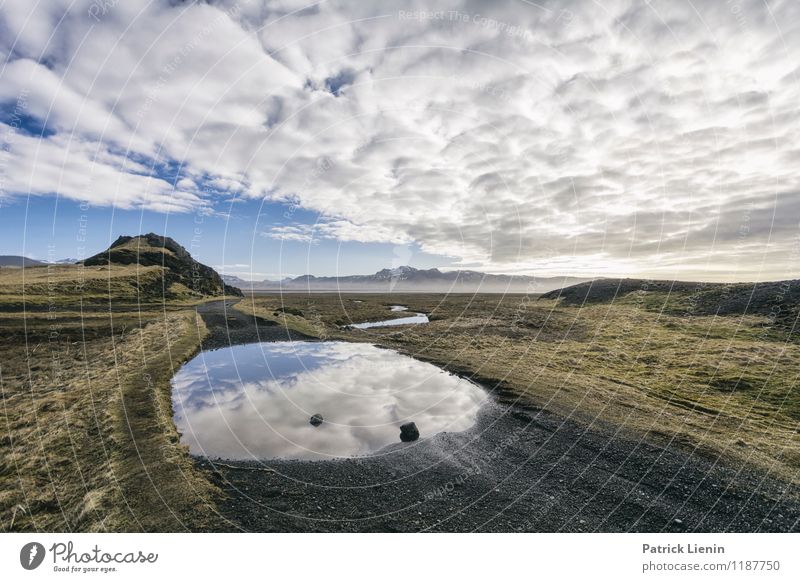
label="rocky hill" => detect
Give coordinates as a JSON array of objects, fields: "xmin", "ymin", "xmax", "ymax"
[{"xmin": 84, "ymin": 233, "xmax": 242, "ymax": 298}]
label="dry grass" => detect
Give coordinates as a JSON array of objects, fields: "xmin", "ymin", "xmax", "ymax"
[
  {"xmin": 237, "ymin": 292, "xmax": 800, "ymax": 482},
  {"xmin": 3, "ymin": 283, "xmax": 797, "ymax": 532},
  {"xmin": 0, "ymin": 307, "xmax": 227, "ymax": 531},
  {"xmin": 106, "ymin": 238, "xmax": 177, "ymax": 255},
  {"xmin": 0, "ymin": 263, "xmax": 213, "ymax": 308},
  {"xmin": 0, "ymin": 260, "xmax": 240, "ymax": 532}
]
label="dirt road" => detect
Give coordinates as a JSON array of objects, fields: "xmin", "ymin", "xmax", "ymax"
[{"xmin": 195, "ymin": 299, "xmax": 311, "ymax": 349}]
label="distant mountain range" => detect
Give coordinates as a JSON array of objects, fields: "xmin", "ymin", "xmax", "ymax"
[
  {"xmin": 0, "ymin": 255, "xmax": 45, "ymax": 267},
  {"xmin": 2, "ymin": 250, "xmax": 589, "ymax": 294},
  {"xmin": 222, "ymin": 266, "xmax": 591, "ymax": 293},
  {"xmin": 0, "ymin": 256, "xmax": 78, "ymax": 267}
]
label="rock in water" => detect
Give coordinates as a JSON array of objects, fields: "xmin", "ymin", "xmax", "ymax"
[
  {"xmin": 309, "ymin": 414, "xmax": 323, "ymax": 427},
  {"xmin": 399, "ymin": 422, "xmax": 420, "ymax": 442}
]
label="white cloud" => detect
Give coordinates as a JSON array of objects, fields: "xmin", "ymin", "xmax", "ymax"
[
  {"xmin": 213, "ymin": 263, "xmax": 250, "ymax": 269},
  {"xmin": 2, "ymin": 0, "xmax": 800, "ymax": 279},
  {"xmin": 263, "ymin": 224, "xmax": 319, "ymax": 243}
]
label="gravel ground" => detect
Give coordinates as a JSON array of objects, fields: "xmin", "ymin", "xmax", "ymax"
[
  {"xmin": 195, "ymin": 299, "xmax": 312, "ymax": 348},
  {"xmin": 195, "ymin": 300, "xmax": 799, "ymax": 532}
]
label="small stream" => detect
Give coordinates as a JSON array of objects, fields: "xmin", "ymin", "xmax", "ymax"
[
  {"xmin": 350, "ymin": 312, "xmax": 429, "ymax": 329},
  {"xmin": 349, "ymin": 303, "xmax": 429, "ymax": 329}
]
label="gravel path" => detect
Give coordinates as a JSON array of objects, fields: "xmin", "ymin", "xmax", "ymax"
[
  {"xmin": 195, "ymin": 299, "xmax": 312, "ymax": 348},
  {"xmin": 194, "ymin": 300, "xmax": 799, "ymax": 532}
]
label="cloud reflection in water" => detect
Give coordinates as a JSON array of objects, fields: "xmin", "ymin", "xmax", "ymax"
[{"xmin": 172, "ymin": 341, "xmax": 487, "ymax": 460}]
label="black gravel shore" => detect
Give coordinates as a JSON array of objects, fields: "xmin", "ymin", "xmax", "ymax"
[{"xmin": 195, "ymin": 300, "xmax": 799, "ymax": 532}]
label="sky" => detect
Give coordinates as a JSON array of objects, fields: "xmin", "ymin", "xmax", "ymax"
[{"xmin": 1, "ymin": 0, "xmax": 799, "ymax": 281}]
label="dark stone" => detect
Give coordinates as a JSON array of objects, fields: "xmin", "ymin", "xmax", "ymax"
[
  {"xmin": 399, "ymin": 422, "xmax": 419, "ymax": 442},
  {"xmin": 309, "ymin": 414, "xmax": 323, "ymax": 427}
]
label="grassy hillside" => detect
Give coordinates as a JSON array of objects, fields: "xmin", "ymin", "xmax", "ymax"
[
  {"xmin": 542, "ymin": 278, "xmax": 800, "ymax": 326},
  {"xmin": 84, "ymin": 234, "xmax": 241, "ymax": 298},
  {"xmin": 0, "ymin": 263, "xmax": 173, "ymax": 309},
  {"xmin": 0, "ymin": 234, "xmax": 243, "ymax": 310}
]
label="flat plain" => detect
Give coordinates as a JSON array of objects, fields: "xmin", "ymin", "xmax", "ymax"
[{"xmin": 1, "ymin": 264, "xmax": 798, "ymax": 531}]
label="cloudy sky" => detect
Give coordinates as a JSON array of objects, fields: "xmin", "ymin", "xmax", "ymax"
[{"xmin": 1, "ymin": 0, "xmax": 799, "ymax": 280}]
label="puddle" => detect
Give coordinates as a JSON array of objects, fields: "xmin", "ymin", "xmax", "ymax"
[
  {"xmin": 350, "ymin": 313, "xmax": 429, "ymax": 329},
  {"xmin": 389, "ymin": 305, "xmax": 408, "ymax": 311},
  {"xmin": 172, "ymin": 341, "xmax": 487, "ymax": 460}
]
